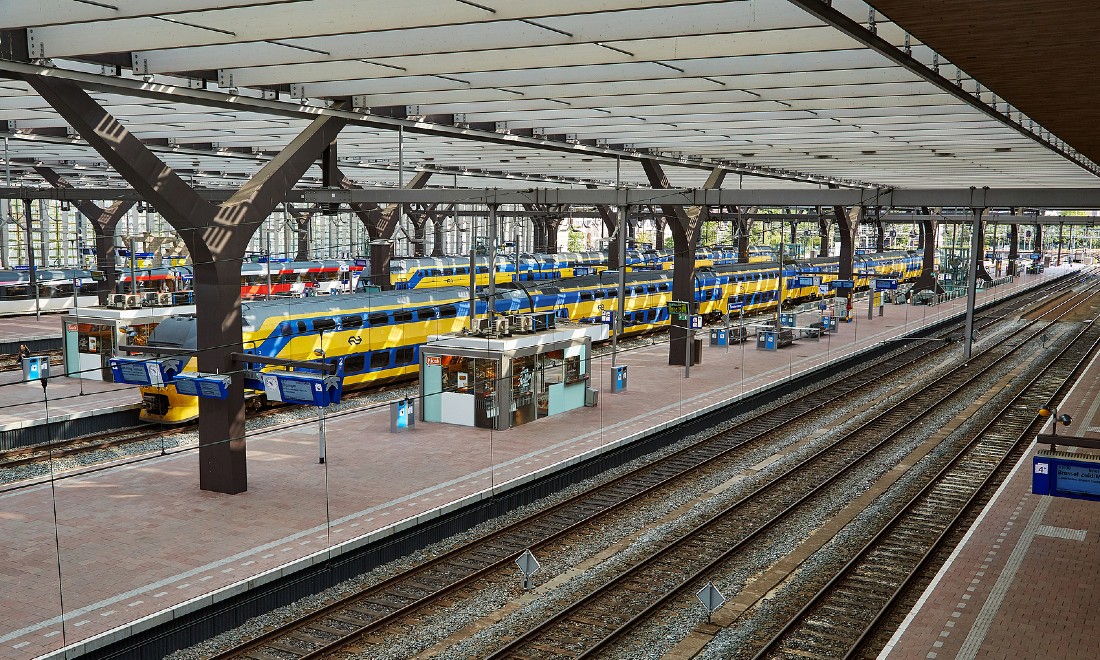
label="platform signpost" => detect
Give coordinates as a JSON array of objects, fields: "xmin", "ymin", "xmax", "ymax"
[
  {"xmin": 696, "ymin": 582, "xmax": 726, "ymax": 624},
  {"xmin": 669, "ymin": 300, "xmax": 692, "ymax": 379},
  {"xmin": 516, "ymin": 548, "xmax": 541, "ymax": 590}
]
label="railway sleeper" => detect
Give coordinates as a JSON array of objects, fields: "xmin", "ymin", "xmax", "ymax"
[
  {"xmin": 568, "ymin": 614, "xmax": 621, "ymax": 630},
  {"xmin": 799, "ymin": 622, "xmax": 862, "ymax": 642},
  {"xmin": 243, "ymin": 650, "xmax": 291, "ymax": 660},
  {"xmin": 266, "ymin": 639, "xmax": 316, "ymax": 655},
  {"xmin": 820, "ymin": 599, "xmax": 882, "ymax": 618},
  {"xmin": 328, "ymin": 612, "xmax": 369, "ymax": 626}
]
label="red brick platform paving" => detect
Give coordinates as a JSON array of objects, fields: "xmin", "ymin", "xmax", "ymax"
[{"xmin": 0, "ymin": 269, "xmax": 1068, "ymax": 660}]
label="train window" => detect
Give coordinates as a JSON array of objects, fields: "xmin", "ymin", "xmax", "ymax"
[
  {"xmin": 341, "ymin": 315, "xmax": 363, "ymax": 329},
  {"xmin": 368, "ymin": 312, "xmax": 389, "ymax": 326},
  {"xmin": 417, "ymin": 307, "xmax": 438, "ymax": 320},
  {"xmin": 395, "ymin": 346, "xmax": 415, "ymax": 365},
  {"xmin": 313, "ymin": 318, "xmax": 336, "ymax": 332},
  {"xmin": 281, "ymin": 323, "xmax": 292, "ymax": 336},
  {"xmin": 460, "ymin": 267, "xmax": 469, "ymax": 275},
  {"xmin": 443, "ymin": 268, "xmax": 455, "ymax": 276},
  {"xmin": 343, "ymin": 354, "xmax": 365, "ymax": 373},
  {"xmin": 370, "ymin": 351, "xmax": 391, "ymax": 370},
  {"xmin": 476, "ymin": 266, "xmax": 488, "ymax": 274},
  {"xmin": 437, "ymin": 304, "xmax": 458, "ymax": 318},
  {"xmin": 429, "ymin": 269, "xmax": 442, "ymax": 277},
  {"xmin": 646, "ymin": 285, "xmax": 658, "ymax": 294},
  {"xmin": 593, "ymin": 289, "xmax": 605, "ymax": 298},
  {"xmin": 393, "ymin": 310, "xmax": 413, "ymax": 324},
  {"xmin": 296, "ymin": 321, "xmax": 307, "ymax": 334},
  {"xmin": 579, "ymin": 291, "xmax": 594, "ymax": 301}
]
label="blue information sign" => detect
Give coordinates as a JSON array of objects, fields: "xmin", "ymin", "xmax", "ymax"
[
  {"xmin": 797, "ymin": 276, "xmax": 815, "ymax": 287},
  {"xmin": 727, "ymin": 301, "xmax": 744, "ymax": 312},
  {"xmin": 690, "ymin": 315, "xmax": 703, "ymax": 329},
  {"xmin": 1033, "ymin": 455, "xmax": 1100, "ymax": 501},
  {"xmin": 831, "ymin": 279, "xmax": 855, "ymax": 289},
  {"xmin": 875, "ymin": 279, "xmax": 899, "ymax": 290}
]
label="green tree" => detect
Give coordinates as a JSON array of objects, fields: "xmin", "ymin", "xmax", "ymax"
[{"xmin": 567, "ymin": 229, "xmax": 586, "ymax": 251}]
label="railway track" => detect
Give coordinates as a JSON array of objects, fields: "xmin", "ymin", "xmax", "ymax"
[
  {"xmin": 207, "ymin": 279, "xmax": 1088, "ymax": 659},
  {"xmin": 753, "ymin": 309, "xmax": 1100, "ymax": 659},
  {"xmin": 482, "ymin": 287, "xmax": 1098, "ymax": 659}
]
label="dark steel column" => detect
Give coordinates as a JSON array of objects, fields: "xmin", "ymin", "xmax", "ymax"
[
  {"xmin": 545, "ymin": 214, "xmax": 563, "ymax": 253},
  {"xmin": 1008, "ymin": 224, "xmax": 1020, "ymax": 261},
  {"xmin": 34, "ymin": 166, "xmax": 135, "ymax": 304},
  {"xmin": 817, "ymin": 210, "xmax": 830, "ymax": 258},
  {"xmin": 23, "ymin": 74, "xmax": 347, "ymax": 494},
  {"xmin": 914, "ymin": 218, "xmax": 940, "ymax": 293},
  {"xmin": 594, "ymin": 203, "xmax": 620, "ymax": 270},
  {"xmin": 963, "ymin": 207, "xmax": 984, "ymax": 360},
  {"xmin": 284, "ymin": 203, "xmax": 318, "ymax": 261},
  {"xmin": 429, "ymin": 206, "xmax": 452, "ymax": 257},
  {"xmin": 736, "ymin": 213, "xmax": 750, "ymax": 262},
  {"xmin": 642, "ymin": 161, "xmax": 724, "ymax": 366}
]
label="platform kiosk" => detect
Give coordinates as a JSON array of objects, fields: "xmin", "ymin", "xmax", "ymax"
[
  {"xmin": 419, "ymin": 324, "xmax": 607, "ymax": 431},
  {"xmin": 62, "ymin": 304, "xmax": 196, "ymax": 381}
]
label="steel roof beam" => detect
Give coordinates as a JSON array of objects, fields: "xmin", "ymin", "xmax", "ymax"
[
  {"xmin": 0, "ymin": 59, "xmax": 871, "ymax": 188},
  {"xmin": 8, "ymin": 186, "xmax": 1100, "ymax": 211},
  {"xmin": 783, "ymin": 0, "xmax": 1099, "ymax": 177}
]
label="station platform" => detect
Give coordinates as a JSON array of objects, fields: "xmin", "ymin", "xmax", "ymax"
[
  {"xmin": 0, "ymin": 314, "xmax": 64, "ymax": 356},
  {"xmin": 0, "ymin": 363, "xmax": 141, "ymax": 450},
  {"xmin": 0, "ymin": 268, "xmax": 1076, "ymax": 660},
  {"xmin": 882, "ymin": 319, "xmax": 1100, "ymax": 660}
]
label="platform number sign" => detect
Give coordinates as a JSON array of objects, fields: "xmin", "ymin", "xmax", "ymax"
[{"xmin": 668, "ymin": 300, "xmax": 689, "ymax": 321}]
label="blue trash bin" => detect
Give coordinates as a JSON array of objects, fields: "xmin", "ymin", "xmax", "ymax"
[
  {"xmin": 22, "ymin": 355, "xmax": 49, "ymax": 381},
  {"xmin": 612, "ymin": 365, "xmax": 628, "ymax": 392}
]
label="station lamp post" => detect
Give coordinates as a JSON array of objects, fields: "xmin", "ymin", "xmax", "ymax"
[{"xmin": 1038, "ymin": 404, "xmax": 1072, "ymax": 453}]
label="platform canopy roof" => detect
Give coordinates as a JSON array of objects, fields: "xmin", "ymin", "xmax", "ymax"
[{"xmin": 1, "ymin": 0, "xmax": 1098, "ymax": 197}]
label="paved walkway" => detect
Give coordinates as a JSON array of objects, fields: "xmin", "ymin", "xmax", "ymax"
[{"xmin": 0, "ymin": 268, "xmax": 1071, "ymax": 660}]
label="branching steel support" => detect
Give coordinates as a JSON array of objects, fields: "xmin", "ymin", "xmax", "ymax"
[
  {"xmin": 33, "ymin": 166, "xmax": 135, "ymax": 304},
  {"xmin": 21, "ymin": 74, "xmax": 347, "ymax": 494},
  {"xmin": 642, "ymin": 161, "xmax": 725, "ymax": 366}
]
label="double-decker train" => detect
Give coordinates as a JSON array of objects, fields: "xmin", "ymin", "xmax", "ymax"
[
  {"xmin": 138, "ymin": 250, "xmax": 924, "ymax": 423},
  {"xmin": 0, "ymin": 268, "xmax": 100, "ymax": 315}
]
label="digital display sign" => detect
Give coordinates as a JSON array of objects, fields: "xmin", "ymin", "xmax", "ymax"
[
  {"xmin": 1056, "ymin": 463, "xmax": 1100, "ymax": 497},
  {"xmin": 198, "ymin": 381, "xmax": 226, "ymax": 398},
  {"xmin": 279, "ymin": 378, "xmax": 318, "ymax": 404},
  {"xmin": 116, "ymin": 361, "xmax": 152, "ymax": 385},
  {"xmin": 173, "ymin": 378, "xmax": 199, "ymax": 396}
]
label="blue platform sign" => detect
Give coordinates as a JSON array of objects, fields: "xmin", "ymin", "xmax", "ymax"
[
  {"xmin": 690, "ymin": 315, "xmax": 703, "ymax": 329},
  {"xmin": 727, "ymin": 301, "xmax": 744, "ymax": 312},
  {"xmin": 831, "ymin": 279, "xmax": 855, "ymax": 289},
  {"xmin": 172, "ymin": 372, "xmax": 231, "ymax": 399},
  {"xmin": 601, "ymin": 310, "xmax": 613, "ymax": 325},
  {"xmin": 875, "ymin": 279, "xmax": 899, "ymax": 290},
  {"xmin": 797, "ymin": 276, "xmax": 815, "ymax": 287},
  {"xmin": 1033, "ymin": 455, "xmax": 1100, "ymax": 501},
  {"xmin": 108, "ymin": 357, "xmax": 185, "ymax": 387},
  {"xmin": 261, "ymin": 372, "xmax": 342, "ymax": 407}
]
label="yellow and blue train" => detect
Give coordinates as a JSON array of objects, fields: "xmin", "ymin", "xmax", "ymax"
[
  {"xmin": 386, "ymin": 247, "xmax": 770, "ymax": 289},
  {"xmin": 139, "ymin": 249, "xmax": 924, "ymax": 423}
]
